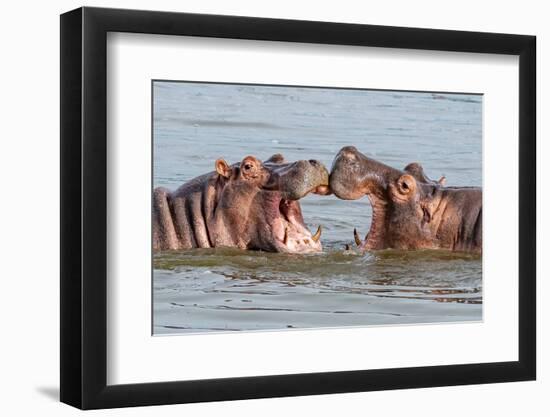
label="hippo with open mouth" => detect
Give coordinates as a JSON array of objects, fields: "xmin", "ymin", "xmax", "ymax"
[
  {"xmin": 153, "ymin": 154, "xmax": 329, "ymax": 253},
  {"xmin": 330, "ymin": 146, "xmax": 482, "ymax": 253}
]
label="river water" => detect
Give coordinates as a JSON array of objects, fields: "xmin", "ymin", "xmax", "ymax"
[{"xmin": 153, "ymin": 81, "xmax": 482, "ymax": 334}]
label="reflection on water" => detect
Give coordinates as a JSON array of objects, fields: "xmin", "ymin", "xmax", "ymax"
[
  {"xmin": 154, "ymin": 247, "xmax": 481, "ymax": 334},
  {"xmin": 153, "ymin": 81, "xmax": 482, "ymax": 334}
]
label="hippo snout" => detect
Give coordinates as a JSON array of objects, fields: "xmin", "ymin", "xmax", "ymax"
[
  {"xmin": 273, "ymin": 159, "xmax": 329, "ymax": 200},
  {"xmin": 329, "ymin": 147, "xmax": 362, "ymax": 199}
]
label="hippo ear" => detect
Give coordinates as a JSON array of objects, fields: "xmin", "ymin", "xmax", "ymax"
[
  {"xmin": 395, "ymin": 174, "xmax": 417, "ymax": 198},
  {"xmin": 265, "ymin": 153, "xmax": 285, "ymax": 164},
  {"xmin": 215, "ymin": 159, "xmax": 232, "ymax": 178},
  {"xmin": 438, "ymin": 176, "xmax": 446, "ymax": 186}
]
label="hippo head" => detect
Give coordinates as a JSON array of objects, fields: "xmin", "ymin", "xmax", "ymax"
[
  {"xmin": 211, "ymin": 154, "xmax": 329, "ymax": 253},
  {"xmin": 330, "ymin": 146, "xmax": 452, "ymax": 251}
]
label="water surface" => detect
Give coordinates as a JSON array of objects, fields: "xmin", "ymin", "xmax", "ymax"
[{"xmin": 153, "ymin": 81, "xmax": 482, "ymax": 334}]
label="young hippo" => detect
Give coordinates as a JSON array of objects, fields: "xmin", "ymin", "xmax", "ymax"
[
  {"xmin": 330, "ymin": 146, "xmax": 482, "ymax": 253},
  {"xmin": 153, "ymin": 154, "xmax": 329, "ymax": 253}
]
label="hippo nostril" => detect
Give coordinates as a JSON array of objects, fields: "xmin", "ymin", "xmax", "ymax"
[
  {"xmin": 340, "ymin": 148, "xmax": 357, "ymax": 161},
  {"xmin": 338, "ymin": 146, "xmax": 359, "ymax": 161},
  {"xmin": 308, "ymin": 159, "xmax": 318, "ymax": 165},
  {"xmin": 341, "ymin": 146, "xmax": 358, "ymax": 153}
]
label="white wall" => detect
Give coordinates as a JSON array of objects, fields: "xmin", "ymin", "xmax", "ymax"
[{"xmin": 0, "ymin": 0, "xmax": 545, "ymax": 415}]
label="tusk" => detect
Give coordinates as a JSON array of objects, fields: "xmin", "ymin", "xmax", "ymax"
[
  {"xmin": 311, "ymin": 225, "xmax": 322, "ymax": 242},
  {"xmin": 283, "ymin": 227, "xmax": 289, "ymax": 245},
  {"xmin": 354, "ymin": 228, "xmax": 362, "ymax": 246}
]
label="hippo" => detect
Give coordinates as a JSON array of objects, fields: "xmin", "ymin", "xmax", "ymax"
[
  {"xmin": 330, "ymin": 146, "xmax": 482, "ymax": 253},
  {"xmin": 153, "ymin": 154, "xmax": 329, "ymax": 253}
]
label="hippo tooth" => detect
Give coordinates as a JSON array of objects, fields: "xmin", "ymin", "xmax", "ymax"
[
  {"xmin": 354, "ymin": 228, "xmax": 362, "ymax": 246},
  {"xmin": 312, "ymin": 225, "xmax": 322, "ymax": 242},
  {"xmin": 283, "ymin": 227, "xmax": 289, "ymax": 245}
]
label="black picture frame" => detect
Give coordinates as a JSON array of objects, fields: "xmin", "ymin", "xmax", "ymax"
[{"xmin": 60, "ymin": 6, "xmax": 536, "ymax": 410}]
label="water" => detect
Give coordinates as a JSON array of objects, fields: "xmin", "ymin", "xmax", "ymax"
[{"xmin": 153, "ymin": 81, "xmax": 482, "ymax": 334}]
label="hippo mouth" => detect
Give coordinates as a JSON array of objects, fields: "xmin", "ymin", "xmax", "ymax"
[
  {"xmin": 270, "ymin": 189, "xmax": 325, "ymax": 254},
  {"xmin": 352, "ymin": 194, "xmax": 389, "ymax": 251}
]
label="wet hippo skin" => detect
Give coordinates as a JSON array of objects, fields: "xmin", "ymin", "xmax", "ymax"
[
  {"xmin": 153, "ymin": 154, "xmax": 329, "ymax": 253},
  {"xmin": 330, "ymin": 146, "xmax": 482, "ymax": 253}
]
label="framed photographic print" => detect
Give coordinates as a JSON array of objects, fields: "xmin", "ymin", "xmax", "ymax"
[{"xmin": 60, "ymin": 6, "xmax": 536, "ymax": 409}]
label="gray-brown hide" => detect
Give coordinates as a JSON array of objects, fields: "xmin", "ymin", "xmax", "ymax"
[
  {"xmin": 330, "ymin": 146, "xmax": 482, "ymax": 253},
  {"xmin": 153, "ymin": 154, "xmax": 329, "ymax": 253}
]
